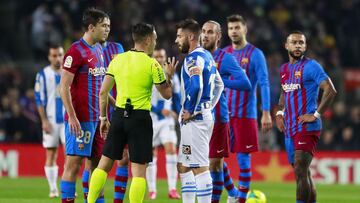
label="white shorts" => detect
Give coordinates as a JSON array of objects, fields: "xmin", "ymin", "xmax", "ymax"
[
  {"xmin": 152, "ymin": 118, "xmax": 177, "ymax": 147},
  {"xmin": 42, "ymin": 122, "xmax": 65, "ymax": 148},
  {"xmin": 178, "ymin": 118, "xmax": 214, "ymax": 168}
]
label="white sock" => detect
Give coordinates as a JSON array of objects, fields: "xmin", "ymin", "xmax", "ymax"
[
  {"xmin": 146, "ymin": 156, "xmax": 157, "ymax": 192},
  {"xmin": 180, "ymin": 171, "xmax": 196, "ymax": 203},
  {"xmin": 166, "ymin": 154, "xmax": 178, "ymax": 191},
  {"xmin": 195, "ymin": 170, "xmax": 213, "ymax": 203},
  {"xmin": 44, "ymin": 165, "xmax": 58, "ymax": 192}
]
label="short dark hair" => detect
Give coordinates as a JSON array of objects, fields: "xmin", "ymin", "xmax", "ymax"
[
  {"xmin": 132, "ymin": 22, "xmax": 155, "ymax": 43},
  {"xmin": 82, "ymin": 8, "xmax": 109, "ymax": 30},
  {"xmin": 176, "ymin": 19, "xmax": 201, "ymax": 36},
  {"xmin": 48, "ymin": 43, "xmax": 62, "ymax": 54},
  {"xmin": 226, "ymin": 14, "xmax": 246, "ymax": 25},
  {"xmin": 288, "ymin": 30, "xmax": 305, "ymax": 37}
]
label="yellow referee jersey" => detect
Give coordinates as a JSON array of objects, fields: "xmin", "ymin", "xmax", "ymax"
[{"xmin": 107, "ymin": 50, "xmax": 166, "ymax": 111}]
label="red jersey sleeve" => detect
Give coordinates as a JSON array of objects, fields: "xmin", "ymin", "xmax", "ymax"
[{"xmin": 62, "ymin": 46, "xmax": 83, "ymax": 74}]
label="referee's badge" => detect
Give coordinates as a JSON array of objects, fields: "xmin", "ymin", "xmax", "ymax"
[{"xmin": 182, "ymin": 145, "xmax": 191, "ymax": 155}]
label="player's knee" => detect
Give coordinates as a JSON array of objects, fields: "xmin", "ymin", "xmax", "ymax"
[
  {"xmin": 294, "ymin": 164, "xmax": 307, "ymax": 178},
  {"xmin": 177, "ymin": 163, "xmax": 189, "ymax": 173},
  {"xmin": 209, "ymin": 159, "xmax": 222, "ymax": 172}
]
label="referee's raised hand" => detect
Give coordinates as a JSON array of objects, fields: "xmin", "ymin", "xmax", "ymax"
[{"xmin": 164, "ymin": 56, "xmax": 179, "ymax": 81}]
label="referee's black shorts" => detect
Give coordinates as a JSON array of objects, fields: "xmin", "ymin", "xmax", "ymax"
[{"xmin": 102, "ymin": 108, "xmax": 153, "ymax": 164}]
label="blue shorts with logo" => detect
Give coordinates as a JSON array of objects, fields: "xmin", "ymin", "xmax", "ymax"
[{"xmin": 65, "ymin": 121, "xmax": 99, "ymax": 157}]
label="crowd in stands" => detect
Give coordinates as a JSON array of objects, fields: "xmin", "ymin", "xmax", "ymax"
[{"xmin": 0, "ymin": 0, "xmax": 359, "ymax": 150}]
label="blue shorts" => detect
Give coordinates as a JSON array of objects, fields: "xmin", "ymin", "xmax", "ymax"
[
  {"xmin": 65, "ymin": 121, "xmax": 99, "ymax": 157},
  {"xmin": 285, "ymin": 137, "xmax": 295, "ymax": 165}
]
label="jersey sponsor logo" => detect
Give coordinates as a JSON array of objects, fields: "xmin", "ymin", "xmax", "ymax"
[
  {"xmin": 88, "ymin": 67, "xmax": 106, "ymax": 76},
  {"xmin": 295, "ymin": 71, "xmax": 302, "ymax": 78},
  {"xmin": 282, "ymin": 83, "xmax": 301, "ymax": 92},
  {"xmin": 182, "ymin": 145, "xmax": 191, "ymax": 155},
  {"xmin": 64, "ymin": 56, "xmax": 73, "ymax": 68},
  {"xmin": 87, "ymin": 58, "xmax": 93, "ymax": 62}
]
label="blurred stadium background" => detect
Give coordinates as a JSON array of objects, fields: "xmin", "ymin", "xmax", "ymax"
[{"xmin": 0, "ymin": 0, "xmax": 359, "ymax": 202}]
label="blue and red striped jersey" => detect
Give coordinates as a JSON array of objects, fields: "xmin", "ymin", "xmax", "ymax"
[
  {"xmin": 102, "ymin": 41, "xmax": 124, "ymax": 98},
  {"xmin": 212, "ymin": 48, "xmax": 251, "ymax": 123},
  {"xmin": 280, "ymin": 57, "xmax": 329, "ymax": 137},
  {"xmin": 62, "ymin": 38, "xmax": 105, "ymax": 122},
  {"xmin": 223, "ymin": 43, "xmax": 270, "ymax": 119}
]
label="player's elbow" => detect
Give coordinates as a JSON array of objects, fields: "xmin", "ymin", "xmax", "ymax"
[
  {"xmin": 99, "ymin": 88, "xmax": 108, "ymax": 99},
  {"xmin": 329, "ymin": 86, "xmax": 337, "ymax": 99},
  {"xmin": 59, "ymin": 85, "xmax": 65, "ymax": 98}
]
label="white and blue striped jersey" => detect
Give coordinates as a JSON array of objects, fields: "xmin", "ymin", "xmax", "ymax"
[
  {"xmin": 150, "ymin": 85, "xmax": 173, "ymax": 122},
  {"xmin": 180, "ymin": 47, "xmax": 223, "ymax": 118},
  {"xmin": 34, "ymin": 66, "xmax": 64, "ymax": 124},
  {"xmin": 171, "ymin": 73, "xmax": 181, "ymax": 114}
]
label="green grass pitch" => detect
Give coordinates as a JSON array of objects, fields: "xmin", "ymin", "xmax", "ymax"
[{"xmin": 0, "ymin": 177, "xmax": 359, "ymax": 203}]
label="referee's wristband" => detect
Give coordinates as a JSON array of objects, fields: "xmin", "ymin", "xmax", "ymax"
[
  {"xmin": 99, "ymin": 116, "xmax": 107, "ymax": 121},
  {"xmin": 314, "ymin": 111, "xmax": 321, "ymax": 119},
  {"xmin": 276, "ymin": 110, "xmax": 284, "ymax": 117}
]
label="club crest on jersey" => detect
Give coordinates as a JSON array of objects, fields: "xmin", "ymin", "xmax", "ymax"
[
  {"xmin": 182, "ymin": 145, "xmax": 191, "ymax": 155},
  {"xmin": 64, "ymin": 56, "xmax": 73, "ymax": 68},
  {"xmin": 295, "ymin": 71, "xmax": 302, "ymax": 78},
  {"xmin": 241, "ymin": 57, "xmax": 249, "ymax": 65}
]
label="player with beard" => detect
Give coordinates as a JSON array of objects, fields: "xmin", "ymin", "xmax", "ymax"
[
  {"xmin": 276, "ymin": 31, "xmax": 337, "ymax": 203},
  {"xmin": 201, "ymin": 20, "xmax": 251, "ymax": 203},
  {"xmin": 175, "ymin": 19, "xmax": 224, "ymax": 203},
  {"xmin": 222, "ymin": 15, "xmax": 272, "ymax": 203}
]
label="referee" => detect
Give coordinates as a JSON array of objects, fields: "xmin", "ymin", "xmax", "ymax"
[{"xmin": 87, "ymin": 23, "xmax": 177, "ymax": 203}]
